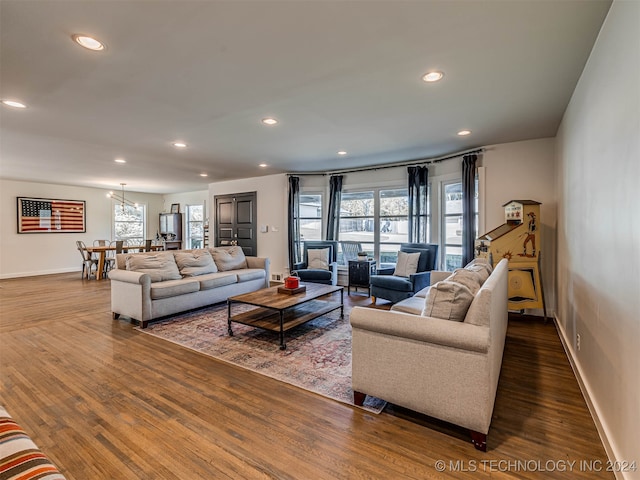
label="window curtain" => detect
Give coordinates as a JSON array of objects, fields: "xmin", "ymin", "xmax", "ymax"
[
  {"xmin": 326, "ymin": 175, "xmax": 343, "ymax": 241},
  {"xmin": 287, "ymin": 175, "xmax": 300, "ymax": 272},
  {"xmin": 407, "ymin": 166, "xmax": 429, "ymax": 243},
  {"xmin": 461, "ymin": 153, "xmax": 478, "ymax": 266}
]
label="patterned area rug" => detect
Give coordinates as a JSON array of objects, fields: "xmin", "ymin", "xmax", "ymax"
[{"xmin": 137, "ymin": 303, "xmax": 386, "ymax": 414}]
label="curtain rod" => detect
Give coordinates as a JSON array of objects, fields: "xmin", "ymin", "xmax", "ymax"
[{"xmin": 287, "ymin": 147, "xmax": 484, "ymax": 177}]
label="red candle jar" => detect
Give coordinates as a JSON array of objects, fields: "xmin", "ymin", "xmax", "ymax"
[{"xmin": 284, "ymin": 276, "xmax": 300, "ymax": 289}]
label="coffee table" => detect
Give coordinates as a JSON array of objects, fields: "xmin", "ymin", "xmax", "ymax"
[{"xmin": 227, "ymin": 283, "xmax": 344, "ymax": 350}]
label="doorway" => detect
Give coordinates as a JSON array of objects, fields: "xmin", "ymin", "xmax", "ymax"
[{"xmin": 214, "ymin": 192, "xmax": 257, "ymax": 256}]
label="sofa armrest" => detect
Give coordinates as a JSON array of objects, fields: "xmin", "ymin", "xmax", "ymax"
[
  {"xmin": 350, "ymin": 307, "xmax": 489, "ymax": 353},
  {"xmin": 108, "ymin": 268, "xmax": 151, "ymax": 286},
  {"xmin": 245, "ymin": 256, "xmax": 270, "ymax": 288},
  {"xmin": 410, "ymin": 271, "xmax": 431, "ymax": 291},
  {"xmin": 430, "ymin": 270, "xmax": 453, "ymax": 285}
]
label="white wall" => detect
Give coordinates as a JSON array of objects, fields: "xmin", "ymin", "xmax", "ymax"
[
  {"xmin": 556, "ymin": 1, "xmax": 639, "ymax": 477},
  {"xmin": 208, "ymin": 174, "xmax": 289, "ymax": 278},
  {"xmin": 0, "ymin": 179, "xmax": 163, "ymax": 278}
]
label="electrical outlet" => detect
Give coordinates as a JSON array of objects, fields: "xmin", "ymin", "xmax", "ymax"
[{"xmin": 576, "ymin": 333, "xmax": 581, "ymax": 351}]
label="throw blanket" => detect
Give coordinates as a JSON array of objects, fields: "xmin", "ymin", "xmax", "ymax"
[{"xmin": 0, "ymin": 406, "xmax": 66, "ymax": 479}]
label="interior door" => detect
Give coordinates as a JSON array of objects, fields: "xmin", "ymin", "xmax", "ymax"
[{"xmin": 214, "ymin": 192, "xmax": 257, "ymax": 256}]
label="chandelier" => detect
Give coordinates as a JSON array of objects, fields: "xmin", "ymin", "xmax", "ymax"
[{"xmin": 106, "ymin": 183, "xmax": 138, "ymax": 210}]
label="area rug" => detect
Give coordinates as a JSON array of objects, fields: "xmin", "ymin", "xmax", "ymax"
[{"xmin": 137, "ymin": 303, "xmax": 386, "ymax": 414}]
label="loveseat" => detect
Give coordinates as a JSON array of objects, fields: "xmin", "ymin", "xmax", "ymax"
[
  {"xmin": 350, "ymin": 258, "xmax": 508, "ymax": 451},
  {"xmin": 109, "ymin": 246, "xmax": 270, "ymax": 328}
]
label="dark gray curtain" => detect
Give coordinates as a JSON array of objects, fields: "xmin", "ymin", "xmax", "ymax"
[
  {"xmin": 326, "ymin": 175, "xmax": 343, "ymax": 241},
  {"xmin": 461, "ymin": 154, "xmax": 478, "ymax": 266},
  {"xmin": 287, "ymin": 176, "xmax": 300, "ymax": 272},
  {"xmin": 407, "ymin": 166, "xmax": 429, "ymax": 243}
]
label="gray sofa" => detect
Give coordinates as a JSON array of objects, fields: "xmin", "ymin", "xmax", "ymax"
[
  {"xmin": 109, "ymin": 247, "xmax": 270, "ymax": 328},
  {"xmin": 350, "ymin": 258, "xmax": 508, "ymax": 451}
]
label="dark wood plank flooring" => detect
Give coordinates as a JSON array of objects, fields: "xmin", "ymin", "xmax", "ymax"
[{"xmin": 0, "ymin": 273, "xmax": 612, "ymax": 479}]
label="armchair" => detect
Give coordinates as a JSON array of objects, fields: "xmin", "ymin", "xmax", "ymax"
[
  {"xmin": 370, "ymin": 243, "xmax": 438, "ymax": 304},
  {"xmin": 292, "ymin": 241, "xmax": 339, "ymax": 285}
]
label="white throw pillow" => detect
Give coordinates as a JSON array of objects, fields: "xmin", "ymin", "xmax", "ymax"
[
  {"xmin": 174, "ymin": 250, "xmax": 218, "ymax": 276},
  {"xmin": 210, "ymin": 246, "xmax": 248, "ymax": 271},
  {"xmin": 125, "ymin": 251, "xmax": 182, "ymax": 283},
  {"xmin": 421, "ymin": 280, "xmax": 474, "ymax": 322},
  {"xmin": 308, "ymin": 248, "xmax": 330, "ymax": 270},
  {"xmin": 393, "ymin": 251, "xmax": 421, "ymax": 277},
  {"xmin": 447, "ymin": 268, "xmax": 483, "ymax": 295}
]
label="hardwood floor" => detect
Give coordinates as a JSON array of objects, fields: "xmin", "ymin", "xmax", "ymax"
[{"xmin": 0, "ymin": 273, "xmax": 612, "ymax": 479}]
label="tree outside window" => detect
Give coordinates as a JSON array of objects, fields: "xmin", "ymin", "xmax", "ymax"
[{"xmin": 114, "ymin": 204, "xmax": 145, "ymax": 245}]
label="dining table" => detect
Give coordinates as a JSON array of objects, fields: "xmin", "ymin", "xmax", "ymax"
[{"xmin": 85, "ymin": 244, "xmax": 164, "ymax": 280}]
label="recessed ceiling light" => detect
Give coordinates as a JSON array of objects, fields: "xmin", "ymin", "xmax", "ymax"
[
  {"xmin": 337, "ymin": 151, "xmax": 347, "ymax": 156},
  {"xmin": 261, "ymin": 118, "xmax": 278, "ymax": 125},
  {"xmin": 422, "ymin": 71, "xmax": 444, "ymax": 82},
  {"xmin": 200, "ymin": 173, "xmax": 208, "ymax": 177},
  {"xmin": 114, "ymin": 158, "xmax": 126, "ymax": 164},
  {"xmin": 1, "ymin": 100, "xmax": 27, "ymax": 109},
  {"xmin": 457, "ymin": 130, "xmax": 472, "ymax": 136},
  {"xmin": 172, "ymin": 142, "xmax": 187, "ymax": 148},
  {"xmin": 259, "ymin": 163, "xmax": 268, "ymax": 168},
  {"xmin": 71, "ymin": 34, "xmax": 105, "ymax": 51}
]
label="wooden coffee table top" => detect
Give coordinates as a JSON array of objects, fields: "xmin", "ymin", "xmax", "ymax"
[{"xmin": 228, "ymin": 283, "xmax": 342, "ymax": 310}]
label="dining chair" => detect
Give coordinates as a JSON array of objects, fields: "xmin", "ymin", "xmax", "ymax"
[
  {"xmin": 76, "ymin": 240, "xmax": 98, "ymax": 279},
  {"xmin": 144, "ymin": 239, "xmax": 153, "ymax": 252},
  {"xmin": 93, "ymin": 239, "xmax": 108, "ymax": 247}
]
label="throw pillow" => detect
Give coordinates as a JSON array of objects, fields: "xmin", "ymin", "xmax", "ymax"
[
  {"xmin": 393, "ymin": 251, "xmax": 421, "ymax": 277},
  {"xmin": 210, "ymin": 246, "xmax": 248, "ymax": 271},
  {"xmin": 447, "ymin": 268, "xmax": 483, "ymax": 295},
  {"xmin": 421, "ymin": 280, "xmax": 474, "ymax": 322},
  {"xmin": 307, "ymin": 248, "xmax": 330, "ymax": 270},
  {"xmin": 174, "ymin": 250, "xmax": 218, "ymax": 276},
  {"xmin": 125, "ymin": 251, "xmax": 182, "ymax": 283},
  {"xmin": 464, "ymin": 263, "xmax": 490, "ymax": 283}
]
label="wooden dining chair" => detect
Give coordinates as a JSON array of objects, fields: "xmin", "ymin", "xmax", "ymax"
[{"xmin": 145, "ymin": 239, "xmax": 153, "ymax": 252}]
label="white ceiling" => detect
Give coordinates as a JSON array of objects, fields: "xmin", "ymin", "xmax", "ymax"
[{"xmin": 0, "ymin": 1, "xmax": 611, "ymax": 194}]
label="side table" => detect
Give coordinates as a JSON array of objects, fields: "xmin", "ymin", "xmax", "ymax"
[{"xmin": 348, "ymin": 260, "xmax": 376, "ymax": 296}]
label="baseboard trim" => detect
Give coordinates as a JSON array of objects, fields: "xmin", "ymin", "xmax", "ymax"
[
  {"xmin": 554, "ymin": 314, "xmax": 628, "ymax": 480},
  {"xmin": 0, "ymin": 267, "xmax": 79, "ymax": 280}
]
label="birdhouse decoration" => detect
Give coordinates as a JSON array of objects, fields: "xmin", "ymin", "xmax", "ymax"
[{"xmin": 476, "ymin": 200, "xmax": 546, "ymax": 314}]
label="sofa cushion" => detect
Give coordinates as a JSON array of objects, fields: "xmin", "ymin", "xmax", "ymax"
[
  {"xmin": 125, "ymin": 251, "xmax": 182, "ymax": 282},
  {"xmin": 393, "ymin": 251, "xmax": 420, "ymax": 277},
  {"xmin": 197, "ymin": 272, "xmax": 238, "ymax": 290},
  {"xmin": 210, "ymin": 246, "xmax": 247, "ymax": 271},
  {"xmin": 174, "ymin": 250, "xmax": 217, "ymax": 276},
  {"xmin": 370, "ymin": 274, "xmax": 414, "ymax": 292},
  {"xmin": 236, "ymin": 269, "xmax": 265, "ymax": 283},
  {"xmin": 447, "ymin": 268, "xmax": 483, "ymax": 295},
  {"xmin": 414, "ymin": 285, "xmax": 431, "ymax": 298},
  {"xmin": 464, "ymin": 264, "xmax": 490, "ymax": 283},
  {"xmin": 421, "ymin": 280, "xmax": 474, "ymax": 322},
  {"xmin": 150, "ymin": 278, "xmax": 200, "ymax": 299},
  {"xmin": 391, "ymin": 295, "xmax": 425, "ymax": 315}
]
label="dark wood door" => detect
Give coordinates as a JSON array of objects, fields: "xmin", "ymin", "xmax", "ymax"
[{"xmin": 214, "ymin": 192, "xmax": 257, "ymax": 256}]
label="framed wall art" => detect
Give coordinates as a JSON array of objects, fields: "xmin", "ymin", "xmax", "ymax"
[{"xmin": 17, "ymin": 197, "xmax": 86, "ymax": 233}]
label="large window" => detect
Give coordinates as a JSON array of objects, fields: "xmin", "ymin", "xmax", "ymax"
[
  {"xmin": 441, "ymin": 180, "xmax": 477, "ymax": 270},
  {"xmin": 186, "ymin": 204, "xmax": 204, "ymax": 249},
  {"xmin": 299, "ymin": 193, "xmax": 323, "ymax": 242},
  {"xmin": 338, "ymin": 188, "xmax": 414, "ymax": 266},
  {"xmin": 114, "ymin": 204, "xmax": 145, "ymax": 245}
]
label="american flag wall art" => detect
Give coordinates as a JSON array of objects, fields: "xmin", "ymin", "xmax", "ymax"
[{"xmin": 17, "ymin": 197, "xmax": 86, "ymax": 233}]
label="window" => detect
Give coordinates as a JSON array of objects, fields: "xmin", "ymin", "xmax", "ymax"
[
  {"xmin": 299, "ymin": 193, "xmax": 323, "ymax": 242},
  {"xmin": 338, "ymin": 187, "xmax": 414, "ymax": 266},
  {"xmin": 186, "ymin": 204, "xmax": 204, "ymax": 249},
  {"xmin": 114, "ymin": 204, "xmax": 145, "ymax": 245},
  {"xmin": 441, "ymin": 180, "xmax": 477, "ymax": 270}
]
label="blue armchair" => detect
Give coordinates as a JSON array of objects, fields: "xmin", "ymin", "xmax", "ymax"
[
  {"xmin": 292, "ymin": 241, "xmax": 339, "ymax": 285},
  {"xmin": 370, "ymin": 243, "xmax": 439, "ymax": 304}
]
